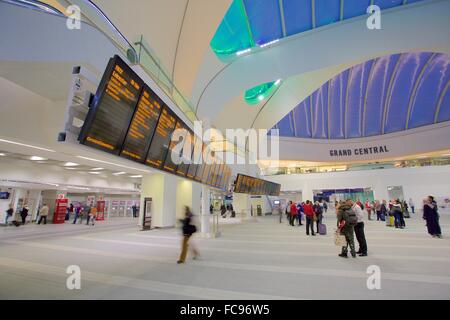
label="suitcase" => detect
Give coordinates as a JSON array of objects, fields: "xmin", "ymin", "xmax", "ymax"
[
  {"xmin": 404, "ymin": 211, "xmax": 410, "ymax": 218},
  {"xmin": 12, "ymin": 221, "xmax": 21, "ymax": 227},
  {"xmin": 388, "ymin": 216, "xmax": 395, "ymax": 227},
  {"xmin": 318, "ymin": 223, "xmax": 327, "ymax": 235},
  {"xmin": 380, "ymin": 213, "xmax": 386, "ymax": 221}
]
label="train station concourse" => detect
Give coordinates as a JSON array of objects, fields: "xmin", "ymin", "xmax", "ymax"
[{"xmin": 0, "ymin": 0, "xmax": 450, "ymax": 303}]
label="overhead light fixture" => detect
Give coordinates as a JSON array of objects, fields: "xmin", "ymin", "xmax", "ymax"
[
  {"xmin": 64, "ymin": 162, "xmax": 79, "ymax": 167},
  {"xmin": 259, "ymin": 39, "xmax": 279, "ymax": 48},
  {"xmin": 417, "ymin": 156, "xmax": 428, "ymax": 159},
  {"xmin": 65, "ymin": 167, "xmax": 77, "ymax": 170},
  {"xmin": 113, "ymin": 172, "xmax": 126, "ymax": 175},
  {"xmin": 0, "ymin": 153, "xmax": 6, "ymax": 156},
  {"xmin": 130, "ymin": 175, "xmax": 143, "ymax": 178},
  {"xmin": 236, "ymin": 48, "xmax": 251, "ymax": 56},
  {"xmin": 274, "ymin": 79, "xmax": 281, "ymax": 86},
  {"xmin": 91, "ymin": 167, "xmax": 104, "ymax": 171},
  {"xmin": 30, "ymin": 156, "xmax": 47, "ymax": 161},
  {"xmin": 67, "ymin": 186, "xmax": 90, "ymax": 190},
  {"xmin": 89, "ymin": 171, "xmax": 101, "ymax": 175},
  {"xmin": 0, "ymin": 139, "xmax": 55, "ymax": 152},
  {"xmin": 258, "ymin": 95, "xmax": 264, "ymax": 101},
  {"xmin": 76, "ymin": 156, "xmax": 152, "ymax": 174}
]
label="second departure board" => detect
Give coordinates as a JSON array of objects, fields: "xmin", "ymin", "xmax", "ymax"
[
  {"xmin": 145, "ymin": 106, "xmax": 177, "ymax": 169},
  {"xmin": 120, "ymin": 85, "xmax": 162, "ymax": 162},
  {"xmin": 79, "ymin": 55, "xmax": 143, "ymax": 154},
  {"xmin": 163, "ymin": 121, "xmax": 186, "ymax": 173},
  {"xmin": 234, "ymin": 174, "xmax": 281, "ymax": 196}
]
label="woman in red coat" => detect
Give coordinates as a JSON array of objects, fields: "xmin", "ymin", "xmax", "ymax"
[
  {"xmin": 303, "ymin": 201, "xmax": 315, "ymax": 236},
  {"xmin": 290, "ymin": 202, "xmax": 298, "ymax": 226}
]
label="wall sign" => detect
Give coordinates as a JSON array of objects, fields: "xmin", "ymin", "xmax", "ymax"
[{"xmin": 329, "ymin": 145, "xmax": 390, "ymax": 157}]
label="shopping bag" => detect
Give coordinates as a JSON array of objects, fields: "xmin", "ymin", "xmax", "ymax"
[{"xmin": 334, "ymin": 230, "xmax": 346, "ymax": 246}]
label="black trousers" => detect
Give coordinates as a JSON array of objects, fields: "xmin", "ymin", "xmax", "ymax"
[
  {"xmin": 38, "ymin": 216, "xmax": 47, "ymax": 225},
  {"xmin": 354, "ymin": 222, "xmax": 367, "ymax": 254},
  {"xmin": 306, "ymin": 217, "xmax": 315, "ymax": 235}
]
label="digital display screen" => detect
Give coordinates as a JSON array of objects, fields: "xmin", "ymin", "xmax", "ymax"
[
  {"xmin": 145, "ymin": 106, "xmax": 177, "ymax": 169},
  {"xmin": 186, "ymin": 134, "xmax": 202, "ymax": 180},
  {"xmin": 176, "ymin": 129, "xmax": 194, "ymax": 177},
  {"xmin": 120, "ymin": 85, "xmax": 162, "ymax": 162},
  {"xmin": 79, "ymin": 55, "xmax": 143, "ymax": 154},
  {"xmin": 79, "ymin": 55, "xmax": 231, "ymax": 190},
  {"xmin": 163, "ymin": 121, "xmax": 186, "ymax": 173},
  {"xmin": 234, "ymin": 174, "xmax": 280, "ymax": 196}
]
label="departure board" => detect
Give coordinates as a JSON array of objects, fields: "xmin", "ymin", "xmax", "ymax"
[
  {"xmin": 163, "ymin": 121, "xmax": 186, "ymax": 173},
  {"xmin": 145, "ymin": 106, "xmax": 177, "ymax": 169},
  {"xmin": 176, "ymin": 129, "xmax": 194, "ymax": 177},
  {"xmin": 79, "ymin": 55, "xmax": 232, "ymax": 190},
  {"xmin": 186, "ymin": 134, "xmax": 202, "ymax": 179},
  {"xmin": 234, "ymin": 174, "xmax": 280, "ymax": 196},
  {"xmin": 79, "ymin": 55, "xmax": 143, "ymax": 154},
  {"xmin": 120, "ymin": 85, "xmax": 162, "ymax": 162}
]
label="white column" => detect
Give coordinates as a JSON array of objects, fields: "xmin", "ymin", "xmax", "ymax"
[
  {"xmin": 201, "ymin": 185, "xmax": 211, "ymax": 234},
  {"xmin": 139, "ymin": 173, "xmax": 177, "ymax": 229}
]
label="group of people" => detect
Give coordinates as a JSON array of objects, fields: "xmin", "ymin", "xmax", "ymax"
[
  {"xmin": 362, "ymin": 198, "xmax": 415, "ymax": 223},
  {"xmin": 3, "ymin": 203, "xmax": 49, "ymax": 227},
  {"xmin": 71, "ymin": 203, "xmax": 97, "ymax": 226},
  {"xmin": 281, "ymin": 200, "xmax": 328, "ymax": 236}
]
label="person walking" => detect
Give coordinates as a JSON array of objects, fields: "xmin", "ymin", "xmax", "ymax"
[
  {"xmin": 132, "ymin": 204, "xmax": 138, "ymax": 218},
  {"xmin": 337, "ymin": 200, "xmax": 358, "ymax": 258},
  {"xmin": 285, "ymin": 201, "xmax": 292, "ymax": 225},
  {"xmin": 313, "ymin": 201, "xmax": 323, "ymax": 234},
  {"xmin": 278, "ymin": 203, "xmax": 284, "ymax": 223},
  {"xmin": 423, "ymin": 196, "xmax": 442, "ymax": 238},
  {"xmin": 177, "ymin": 206, "xmax": 199, "ymax": 264},
  {"xmin": 323, "ymin": 201, "xmax": 328, "ymax": 213},
  {"xmin": 87, "ymin": 206, "xmax": 97, "ymax": 226},
  {"xmin": 303, "ymin": 200, "xmax": 315, "ymax": 236},
  {"xmin": 20, "ymin": 205, "xmax": 29, "ymax": 225},
  {"xmin": 392, "ymin": 199, "xmax": 404, "ymax": 229},
  {"xmin": 365, "ymin": 200, "xmax": 372, "ymax": 221},
  {"xmin": 296, "ymin": 202, "xmax": 304, "ymax": 226},
  {"xmin": 290, "ymin": 201, "xmax": 298, "ymax": 226},
  {"xmin": 409, "ymin": 198, "xmax": 415, "ymax": 214},
  {"xmin": 37, "ymin": 204, "xmax": 49, "ymax": 225},
  {"xmin": 5, "ymin": 204, "xmax": 13, "ymax": 226},
  {"xmin": 349, "ymin": 199, "xmax": 368, "ymax": 256}
]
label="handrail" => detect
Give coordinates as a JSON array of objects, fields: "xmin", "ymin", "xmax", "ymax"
[{"xmin": 2, "ymin": 0, "xmax": 64, "ymax": 15}]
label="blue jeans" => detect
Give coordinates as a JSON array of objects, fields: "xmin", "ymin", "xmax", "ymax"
[
  {"xmin": 5, "ymin": 214, "xmax": 11, "ymax": 225},
  {"xmin": 394, "ymin": 212, "xmax": 402, "ymax": 228}
]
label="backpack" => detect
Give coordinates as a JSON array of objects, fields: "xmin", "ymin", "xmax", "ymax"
[{"xmin": 343, "ymin": 208, "xmax": 358, "ymax": 226}]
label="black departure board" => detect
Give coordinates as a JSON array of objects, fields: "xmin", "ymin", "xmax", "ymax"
[
  {"xmin": 176, "ymin": 129, "xmax": 194, "ymax": 177},
  {"xmin": 163, "ymin": 121, "xmax": 186, "ymax": 173},
  {"xmin": 234, "ymin": 174, "xmax": 280, "ymax": 196},
  {"xmin": 79, "ymin": 55, "xmax": 143, "ymax": 153},
  {"xmin": 79, "ymin": 55, "xmax": 232, "ymax": 190},
  {"xmin": 145, "ymin": 106, "xmax": 177, "ymax": 169},
  {"xmin": 120, "ymin": 85, "xmax": 162, "ymax": 162},
  {"xmin": 186, "ymin": 134, "xmax": 201, "ymax": 179}
]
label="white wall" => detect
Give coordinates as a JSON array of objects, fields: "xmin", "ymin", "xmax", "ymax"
[{"xmin": 265, "ymin": 165, "xmax": 450, "ymax": 209}]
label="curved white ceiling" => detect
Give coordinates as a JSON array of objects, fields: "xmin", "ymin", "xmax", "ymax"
[{"xmin": 192, "ymin": 0, "xmax": 450, "ymax": 132}]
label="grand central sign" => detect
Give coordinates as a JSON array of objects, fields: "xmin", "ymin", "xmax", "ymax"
[{"xmin": 329, "ymin": 145, "xmax": 390, "ymax": 157}]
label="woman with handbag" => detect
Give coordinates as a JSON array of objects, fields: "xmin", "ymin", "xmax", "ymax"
[{"xmin": 177, "ymin": 206, "xmax": 200, "ymax": 264}]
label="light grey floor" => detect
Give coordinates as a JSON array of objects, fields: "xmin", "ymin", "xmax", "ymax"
[{"xmin": 0, "ymin": 212, "xmax": 449, "ymax": 300}]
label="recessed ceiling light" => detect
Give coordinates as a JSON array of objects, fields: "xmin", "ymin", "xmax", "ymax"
[
  {"xmin": 76, "ymin": 156, "xmax": 152, "ymax": 174},
  {"xmin": 113, "ymin": 172, "xmax": 126, "ymax": 175},
  {"xmin": 91, "ymin": 167, "xmax": 104, "ymax": 171},
  {"xmin": 130, "ymin": 175, "xmax": 142, "ymax": 178},
  {"xmin": 30, "ymin": 156, "xmax": 47, "ymax": 161},
  {"xmin": 0, "ymin": 153, "xmax": 6, "ymax": 156},
  {"xmin": 89, "ymin": 171, "xmax": 101, "ymax": 175},
  {"xmin": 65, "ymin": 167, "xmax": 77, "ymax": 170},
  {"xmin": 64, "ymin": 162, "xmax": 79, "ymax": 167},
  {"xmin": 0, "ymin": 139, "xmax": 55, "ymax": 152}
]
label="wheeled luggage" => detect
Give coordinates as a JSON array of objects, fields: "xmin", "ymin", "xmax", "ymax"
[
  {"xmin": 388, "ymin": 215, "xmax": 395, "ymax": 227},
  {"xmin": 403, "ymin": 211, "xmax": 410, "ymax": 218},
  {"xmin": 318, "ymin": 223, "xmax": 327, "ymax": 235},
  {"xmin": 380, "ymin": 213, "xmax": 386, "ymax": 221}
]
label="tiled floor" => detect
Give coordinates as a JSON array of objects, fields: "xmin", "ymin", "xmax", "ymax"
[{"xmin": 0, "ymin": 212, "xmax": 449, "ymax": 299}]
